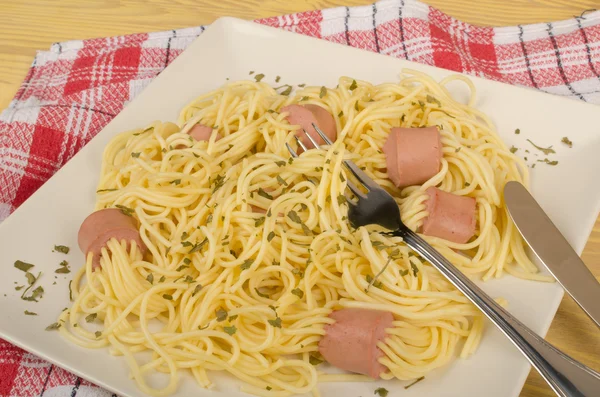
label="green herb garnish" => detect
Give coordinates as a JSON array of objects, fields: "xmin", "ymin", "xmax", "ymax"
[
  {"xmin": 374, "ymin": 387, "xmax": 389, "ymax": 396},
  {"xmin": 561, "ymin": 137, "xmax": 573, "ymax": 148},
  {"xmin": 189, "ymin": 238, "xmax": 208, "ymax": 254},
  {"xmin": 24, "ymin": 310, "xmax": 37, "ymax": 316},
  {"xmin": 115, "ymin": 204, "xmax": 134, "ymax": 217},
  {"xmin": 170, "ymin": 179, "xmax": 181, "ymax": 185},
  {"xmin": 509, "ymin": 146, "xmax": 518, "ymax": 153},
  {"xmin": 366, "ymin": 274, "xmax": 383, "ymax": 289},
  {"xmin": 337, "ymin": 195, "xmax": 347, "ymax": 205},
  {"xmin": 411, "ymin": 262, "xmax": 419, "ymax": 276},
  {"xmin": 527, "ymin": 139, "xmax": 555, "ymax": 155},
  {"xmin": 267, "ymin": 231, "xmax": 276, "ymax": 242},
  {"xmin": 275, "ymin": 160, "xmax": 286, "ymax": 167},
  {"xmin": 55, "ymin": 267, "xmax": 70, "ymax": 274},
  {"xmin": 224, "ymin": 325, "xmax": 237, "ymax": 335},
  {"xmin": 255, "ymin": 217, "xmax": 266, "ymax": 227},
  {"xmin": 537, "ymin": 158, "xmax": 559, "ymax": 166},
  {"xmin": 95, "ymin": 331, "xmax": 102, "ymax": 338},
  {"xmin": 216, "ymin": 308, "xmax": 228, "ymax": 322},
  {"xmin": 96, "ymin": 188, "xmax": 117, "ymax": 193},
  {"xmin": 258, "ymin": 188, "xmax": 274, "ymax": 200},
  {"xmin": 254, "ymin": 73, "xmax": 265, "ymax": 82},
  {"xmin": 426, "ymin": 94, "xmax": 441, "ymax": 106},
  {"xmin": 211, "ymin": 174, "xmax": 226, "ymax": 193},
  {"xmin": 291, "ymin": 288, "xmax": 304, "ymax": 299},
  {"xmin": 14, "ymin": 260, "xmax": 34, "ymax": 272},
  {"xmin": 163, "ymin": 294, "xmax": 173, "ymax": 300},
  {"xmin": 515, "ymin": 128, "xmax": 520, "ymax": 134},
  {"xmin": 276, "ymin": 175, "xmax": 288, "ymax": 186},
  {"xmin": 146, "ymin": 274, "xmax": 154, "ymax": 284},
  {"xmin": 45, "ymin": 322, "xmax": 61, "ymax": 331},
  {"xmin": 319, "ymin": 86, "xmax": 327, "ymax": 98},
  {"xmin": 240, "ymin": 259, "xmax": 253, "ymax": 270},
  {"xmin": 268, "ymin": 317, "xmax": 282, "ymax": 328},
  {"xmin": 192, "ymin": 284, "xmax": 203, "ymax": 297},
  {"xmin": 404, "ymin": 376, "xmax": 425, "ymax": 389},
  {"xmin": 279, "ymin": 85, "xmax": 293, "ymax": 96},
  {"xmin": 131, "ymin": 152, "xmax": 141, "ymax": 158},
  {"xmin": 54, "ymin": 245, "xmax": 70, "ymax": 254},
  {"xmin": 287, "ymin": 211, "xmax": 302, "ymax": 224},
  {"xmin": 349, "ymin": 80, "xmax": 357, "ymax": 90},
  {"xmin": 85, "ymin": 313, "xmax": 97, "ymax": 322}
]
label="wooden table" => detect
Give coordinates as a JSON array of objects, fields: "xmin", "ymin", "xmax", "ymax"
[{"xmin": 0, "ymin": 1, "xmax": 599, "ymax": 396}]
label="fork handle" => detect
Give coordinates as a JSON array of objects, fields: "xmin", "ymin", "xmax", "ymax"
[{"xmin": 398, "ymin": 228, "xmax": 600, "ymax": 397}]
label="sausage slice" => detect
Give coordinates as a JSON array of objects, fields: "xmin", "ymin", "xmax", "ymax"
[
  {"xmin": 188, "ymin": 124, "xmax": 221, "ymax": 142},
  {"xmin": 281, "ymin": 104, "xmax": 337, "ymax": 150},
  {"xmin": 318, "ymin": 308, "xmax": 393, "ymax": 379},
  {"xmin": 78, "ymin": 208, "xmax": 147, "ymax": 269},
  {"xmin": 383, "ymin": 126, "xmax": 442, "ymax": 188},
  {"xmin": 421, "ymin": 187, "xmax": 476, "ymax": 244}
]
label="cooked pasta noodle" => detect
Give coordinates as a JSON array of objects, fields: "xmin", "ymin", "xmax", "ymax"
[{"xmin": 58, "ymin": 70, "xmax": 550, "ymax": 396}]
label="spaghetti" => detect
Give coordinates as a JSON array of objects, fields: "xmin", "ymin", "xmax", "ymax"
[{"xmin": 58, "ymin": 70, "xmax": 549, "ymax": 396}]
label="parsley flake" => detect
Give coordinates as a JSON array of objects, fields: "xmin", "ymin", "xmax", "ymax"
[
  {"xmin": 224, "ymin": 325, "xmax": 237, "ymax": 335},
  {"xmin": 54, "ymin": 245, "xmax": 70, "ymax": 254},
  {"xmin": 216, "ymin": 308, "xmax": 228, "ymax": 322},
  {"xmin": 14, "ymin": 260, "xmax": 34, "ymax": 272}
]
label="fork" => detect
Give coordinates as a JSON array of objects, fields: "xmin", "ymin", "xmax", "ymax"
[{"xmin": 286, "ymin": 124, "xmax": 600, "ymax": 397}]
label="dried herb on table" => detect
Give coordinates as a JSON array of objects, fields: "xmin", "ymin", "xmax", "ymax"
[
  {"xmin": 404, "ymin": 376, "xmax": 425, "ymax": 389},
  {"xmin": 14, "ymin": 260, "xmax": 34, "ymax": 272},
  {"xmin": 54, "ymin": 245, "xmax": 71, "ymax": 254},
  {"xmin": 374, "ymin": 387, "xmax": 389, "ymax": 397},
  {"xmin": 561, "ymin": 137, "xmax": 573, "ymax": 148},
  {"xmin": 526, "ymin": 139, "xmax": 555, "ymax": 155}
]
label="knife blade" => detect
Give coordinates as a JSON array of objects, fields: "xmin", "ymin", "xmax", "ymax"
[{"xmin": 504, "ymin": 181, "xmax": 600, "ymax": 328}]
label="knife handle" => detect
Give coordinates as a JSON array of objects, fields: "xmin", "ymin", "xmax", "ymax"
[{"xmin": 400, "ymin": 228, "xmax": 600, "ymax": 397}]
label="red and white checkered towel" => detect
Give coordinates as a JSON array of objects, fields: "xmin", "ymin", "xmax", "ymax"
[{"xmin": 1, "ymin": 0, "xmax": 599, "ymax": 395}]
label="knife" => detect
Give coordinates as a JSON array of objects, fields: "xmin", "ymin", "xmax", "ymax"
[{"xmin": 504, "ymin": 181, "xmax": 600, "ymax": 328}]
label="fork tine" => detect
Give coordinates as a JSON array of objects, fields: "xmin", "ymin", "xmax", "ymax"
[
  {"xmin": 312, "ymin": 123, "xmax": 333, "ymax": 145},
  {"xmin": 285, "ymin": 143, "xmax": 299, "ymax": 158},
  {"xmin": 301, "ymin": 128, "xmax": 321, "ymax": 149},
  {"xmin": 312, "ymin": 123, "xmax": 376, "ymax": 191},
  {"xmin": 343, "ymin": 160, "xmax": 380, "ymax": 190},
  {"xmin": 346, "ymin": 180, "xmax": 366, "ymax": 198},
  {"xmin": 294, "ymin": 135, "xmax": 309, "ymax": 152}
]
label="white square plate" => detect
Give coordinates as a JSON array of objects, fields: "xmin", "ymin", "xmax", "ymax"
[{"xmin": 1, "ymin": 17, "xmax": 600, "ymax": 397}]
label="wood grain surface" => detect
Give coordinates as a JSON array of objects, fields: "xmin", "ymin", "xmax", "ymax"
[{"xmin": 0, "ymin": 1, "xmax": 599, "ymax": 396}]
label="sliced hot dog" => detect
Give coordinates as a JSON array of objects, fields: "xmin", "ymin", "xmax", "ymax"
[
  {"xmin": 281, "ymin": 104, "xmax": 337, "ymax": 150},
  {"xmin": 421, "ymin": 186, "xmax": 476, "ymax": 244},
  {"xmin": 383, "ymin": 126, "xmax": 442, "ymax": 188},
  {"xmin": 318, "ymin": 308, "xmax": 393, "ymax": 379},
  {"xmin": 188, "ymin": 124, "xmax": 221, "ymax": 142},
  {"xmin": 176, "ymin": 124, "xmax": 221, "ymax": 149},
  {"xmin": 78, "ymin": 208, "xmax": 147, "ymax": 269}
]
